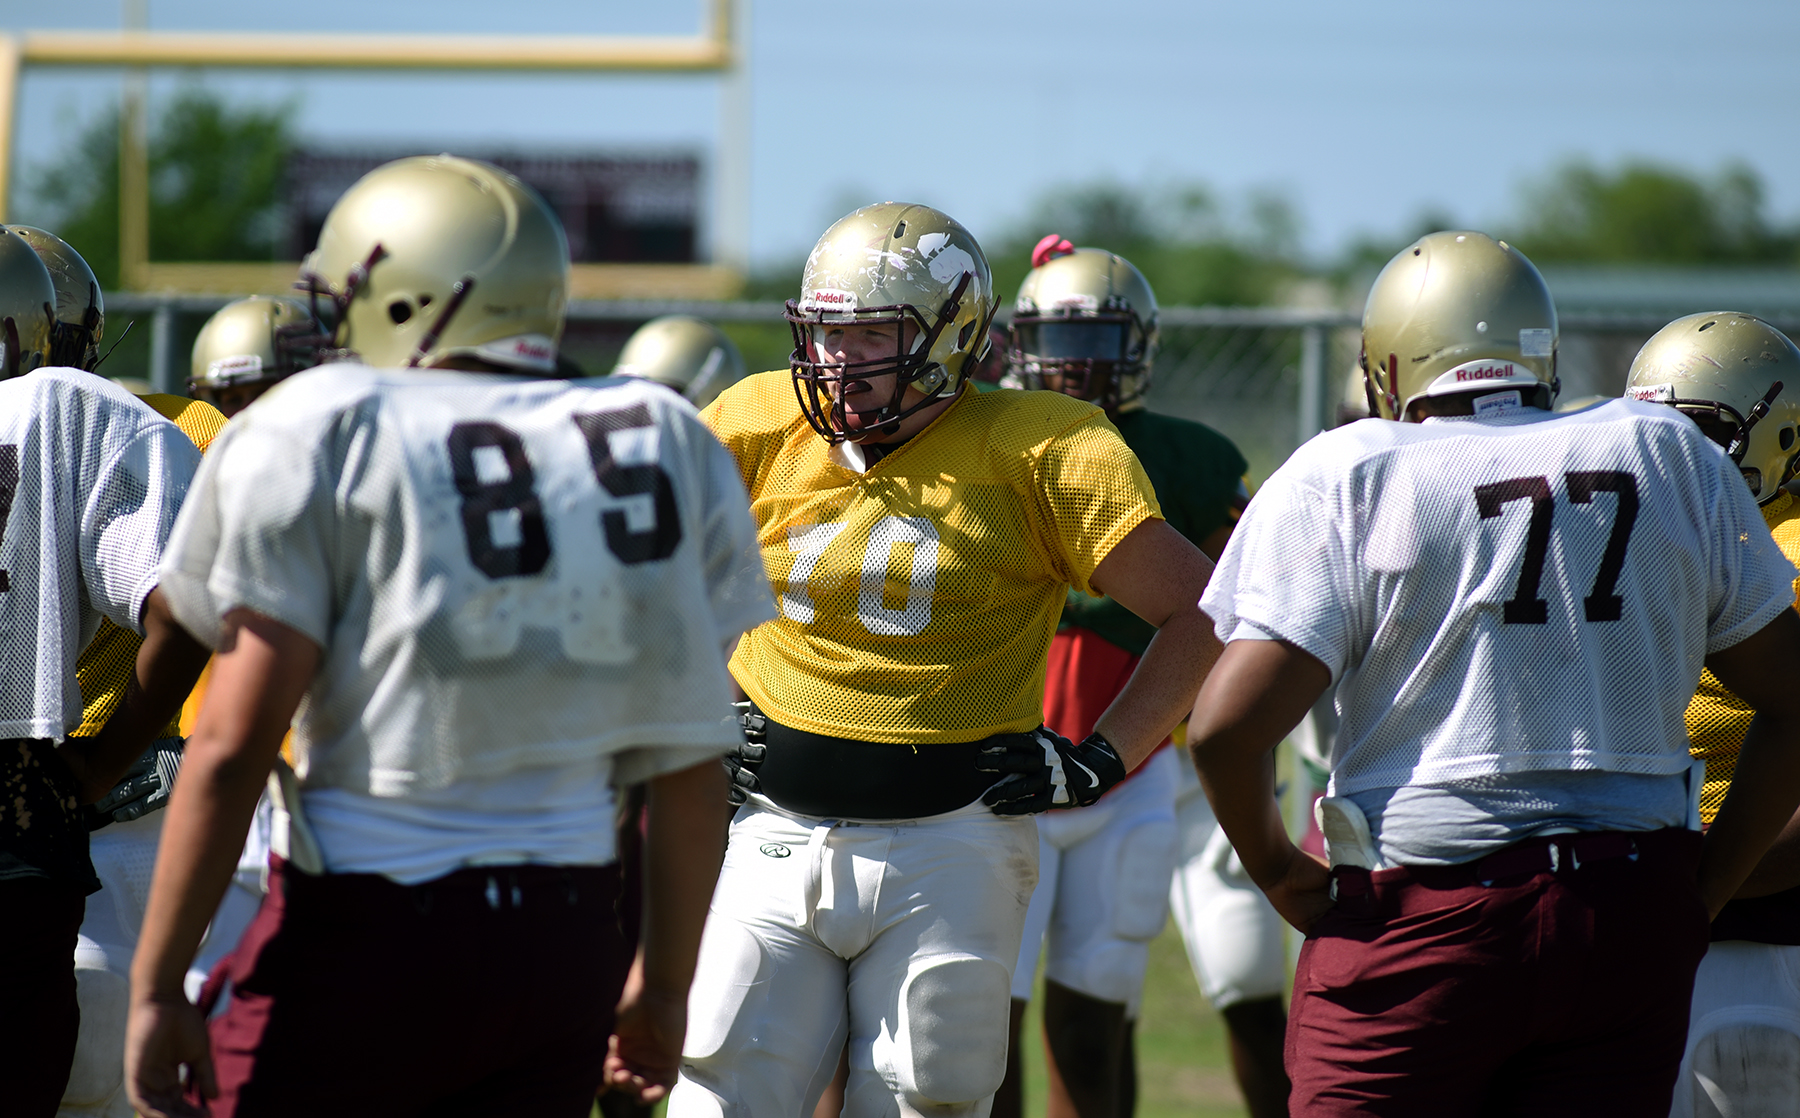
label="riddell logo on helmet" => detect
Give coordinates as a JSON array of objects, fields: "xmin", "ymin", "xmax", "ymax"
[
  {"xmin": 1455, "ymin": 362, "xmax": 1519, "ymax": 383},
  {"xmin": 801, "ymin": 289, "xmax": 858, "ymax": 314},
  {"xmin": 506, "ymin": 339, "xmax": 553, "ymax": 360}
]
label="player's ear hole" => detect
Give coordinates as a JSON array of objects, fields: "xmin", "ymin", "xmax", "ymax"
[
  {"xmin": 1782, "ymin": 426, "xmax": 1795, "ymax": 451},
  {"xmin": 388, "ymin": 300, "xmax": 413, "ymax": 325}
]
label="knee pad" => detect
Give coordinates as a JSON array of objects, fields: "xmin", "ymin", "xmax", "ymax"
[
  {"xmin": 889, "ymin": 954, "xmax": 1011, "ymax": 1107},
  {"xmin": 62, "ymin": 940, "xmax": 130, "ymax": 1112},
  {"xmin": 1688, "ymin": 1024, "xmax": 1800, "ymax": 1117},
  {"xmin": 1110, "ymin": 818, "xmax": 1177, "ymax": 942}
]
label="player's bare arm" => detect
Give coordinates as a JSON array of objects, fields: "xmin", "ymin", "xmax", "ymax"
[
  {"xmin": 1186, "ymin": 637, "xmax": 1334, "ymax": 933},
  {"xmin": 126, "ymin": 608, "xmax": 319, "ymax": 1118},
  {"xmin": 57, "ymin": 587, "xmax": 211, "ymax": 804},
  {"xmin": 1693, "ymin": 608, "xmax": 1800, "ymax": 916},
  {"xmin": 1086, "ymin": 518, "xmax": 1223, "ymax": 770},
  {"xmin": 605, "ymin": 758, "xmax": 730, "ymax": 1103}
]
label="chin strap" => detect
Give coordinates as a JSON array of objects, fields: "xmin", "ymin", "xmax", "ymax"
[{"xmin": 1727, "ymin": 381, "xmax": 1785, "ymax": 464}]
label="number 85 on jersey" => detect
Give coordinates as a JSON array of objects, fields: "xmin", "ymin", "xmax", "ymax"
[{"xmin": 405, "ymin": 398, "xmax": 685, "ymax": 666}]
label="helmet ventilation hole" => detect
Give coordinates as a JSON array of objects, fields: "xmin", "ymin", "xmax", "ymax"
[
  {"xmin": 894, "ymin": 220, "xmax": 907, "ymax": 238},
  {"xmin": 418, "ymin": 294, "xmax": 433, "ymax": 308},
  {"xmin": 388, "ymin": 300, "xmax": 413, "ymax": 325},
  {"xmin": 1699, "ymin": 321, "xmax": 1716, "ymax": 332},
  {"xmin": 1783, "ymin": 427, "xmax": 1795, "ymax": 451},
  {"xmin": 1413, "ymin": 248, "xmax": 1422, "ymax": 256}
]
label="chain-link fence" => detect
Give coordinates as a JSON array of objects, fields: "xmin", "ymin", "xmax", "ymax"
[{"xmin": 102, "ymin": 294, "xmax": 1800, "ymax": 486}]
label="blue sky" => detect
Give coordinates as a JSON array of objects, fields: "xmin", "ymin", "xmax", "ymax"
[{"xmin": 9, "ymin": 0, "xmax": 1800, "ymax": 268}]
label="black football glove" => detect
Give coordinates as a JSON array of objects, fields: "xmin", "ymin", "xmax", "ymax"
[
  {"xmin": 723, "ymin": 701, "xmax": 767, "ymax": 808},
  {"xmin": 86, "ymin": 737, "xmax": 184, "ymax": 831},
  {"xmin": 977, "ymin": 726, "xmax": 1127, "ymax": 815}
]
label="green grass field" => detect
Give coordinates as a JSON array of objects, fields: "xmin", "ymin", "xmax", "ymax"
[{"xmin": 1013, "ymin": 919, "xmax": 1250, "ymax": 1118}]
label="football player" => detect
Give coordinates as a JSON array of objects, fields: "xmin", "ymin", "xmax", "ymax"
[
  {"xmin": 1189, "ymin": 231, "xmax": 1800, "ymax": 1116},
  {"xmin": 992, "ymin": 238, "xmax": 1289, "ymax": 1118},
  {"xmin": 9, "ymin": 224, "xmax": 237, "ymax": 1118},
  {"xmin": 667, "ymin": 202, "xmax": 1219, "ymax": 1117},
  {"xmin": 613, "ymin": 314, "xmax": 747, "ymax": 408},
  {"xmin": 1621, "ymin": 314, "xmax": 1800, "ymax": 1118},
  {"xmin": 122, "ymin": 155, "xmax": 772, "ymax": 1118},
  {"xmin": 186, "ymin": 296, "xmax": 326, "ymax": 418},
  {"xmin": 0, "ymin": 226, "xmax": 211, "ymax": 1118}
]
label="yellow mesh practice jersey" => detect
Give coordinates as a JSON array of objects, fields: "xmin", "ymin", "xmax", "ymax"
[
  {"xmin": 1688, "ymin": 489, "xmax": 1800, "ymax": 822},
  {"xmin": 703, "ymin": 371, "xmax": 1161, "ymax": 743},
  {"xmin": 71, "ymin": 395, "xmax": 226, "ymax": 738}
]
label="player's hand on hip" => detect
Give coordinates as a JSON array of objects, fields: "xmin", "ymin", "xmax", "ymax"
[
  {"xmin": 124, "ymin": 993, "xmax": 216, "ymax": 1118},
  {"xmin": 722, "ymin": 701, "xmax": 766, "ymax": 807},
  {"xmin": 605, "ymin": 983, "xmax": 689, "ymax": 1104},
  {"xmin": 978, "ymin": 726, "xmax": 1127, "ymax": 815},
  {"xmin": 1263, "ymin": 847, "xmax": 1335, "ymax": 936}
]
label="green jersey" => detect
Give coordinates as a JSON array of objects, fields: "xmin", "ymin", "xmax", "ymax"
[{"xmin": 1061, "ymin": 408, "xmax": 1249, "ymax": 655}]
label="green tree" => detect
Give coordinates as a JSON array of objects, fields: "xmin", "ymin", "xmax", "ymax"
[
  {"xmin": 24, "ymin": 87, "xmax": 296, "ymax": 287},
  {"xmin": 1509, "ymin": 160, "xmax": 1797, "ymax": 265},
  {"xmin": 988, "ymin": 180, "xmax": 1303, "ymax": 308}
]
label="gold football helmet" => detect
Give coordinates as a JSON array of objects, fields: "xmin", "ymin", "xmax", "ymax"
[
  {"xmin": 1626, "ymin": 312, "xmax": 1800, "ymax": 502},
  {"xmin": 1008, "ymin": 242, "xmax": 1158, "ymax": 414},
  {"xmin": 300, "ymin": 154, "xmax": 569, "ymax": 373},
  {"xmin": 612, "ymin": 315, "xmax": 746, "ymax": 408},
  {"xmin": 188, "ymin": 296, "xmax": 326, "ymax": 416},
  {"xmin": 786, "ymin": 202, "xmax": 995, "ymax": 443},
  {"xmin": 0, "ymin": 227, "xmax": 55, "ymax": 380},
  {"xmin": 1362, "ymin": 231, "xmax": 1558, "ymax": 421},
  {"xmin": 10, "ymin": 226, "xmax": 102, "ymax": 371}
]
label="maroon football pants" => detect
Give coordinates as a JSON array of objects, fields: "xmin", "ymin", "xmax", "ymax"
[
  {"xmin": 1289, "ymin": 828, "xmax": 1709, "ymax": 1117},
  {"xmin": 198, "ymin": 858, "xmax": 629, "ymax": 1118},
  {"xmin": 0, "ymin": 878, "xmax": 86, "ymax": 1118}
]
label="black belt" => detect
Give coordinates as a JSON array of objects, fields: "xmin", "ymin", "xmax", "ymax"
[{"xmin": 752, "ymin": 706, "xmax": 1011, "ymax": 820}]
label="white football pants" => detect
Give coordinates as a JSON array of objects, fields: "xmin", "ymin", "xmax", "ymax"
[
  {"xmin": 59, "ymin": 796, "xmax": 272, "ymax": 1118},
  {"xmin": 1010, "ymin": 748, "xmax": 1179, "ymax": 1016},
  {"xmin": 1167, "ymin": 757, "xmax": 1289, "ymax": 1010},
  {"xmin": 669, "ymin": 796, "xmax": 1038, "ymax": 1118},
  {"xmin": 1668, "ymin": 940, "xmax": 1800, "ymax": 1118}
]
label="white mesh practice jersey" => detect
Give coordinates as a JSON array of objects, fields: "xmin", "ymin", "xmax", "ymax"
[
  {"xmin": 0, "ymin": 368, "xmax": 200, "ymax": 741},
  {"xmin": 160, "ymin": 365, "xmax": 774, "ymax": 796},
  {"xmin": 1202, "ymin": 400, "xmax": 1799, "ymax": 797}
]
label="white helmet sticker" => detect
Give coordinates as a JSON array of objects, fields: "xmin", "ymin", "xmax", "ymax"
[
  {"xmin": 208, "ymin": 354, "xmax": 263, "ymax": 379},
  {"xmin": 1627, "ymin": 383, "xmax": 1675, "ymax": 402},
  {"xmin": 472, "ymin": 334, "xmax": 557, "ymax": 373},
  {"xmin": 1426, "ymin": 358, "xmax": 1539, "ymax": 395},
  {"xmin": 1474, "ymin": 390, "xmax": 1523, "ymax": 417},
  {"xmin": 800, "ymin": 288, "xmax": 859, "ymax": 315},
  {"xmin": 1519, "ymin": 328, "xmax": 1554, "ymax": 357}
]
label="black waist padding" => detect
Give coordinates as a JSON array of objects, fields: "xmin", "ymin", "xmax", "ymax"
[{"xmin": 753, "ymin": 708, "xmax": 1004, "ymax": 820}]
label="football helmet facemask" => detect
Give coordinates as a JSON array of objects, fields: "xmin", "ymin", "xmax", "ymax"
[
  {"xmin": 1362, "ymin": 231, "xmax": 1558, "ymax": 421},
  {"xmin": 0, "ymin": 227, "xmax": 56, "ymax": 380},
  {"xmin": 1008, "ymin": 242, "xmax": 1158, "ymax": 414},
  {"xmin": 11, "ymin": 227, "xmax": 102, "ymax": 371},
  {"xmin": 786, "ymin": 202, "xmax": 995, "ymax": 444},
  {"xmin": 189, "ymin": 296, "xmax": 327, "ymax": 415},
  {"xmin": 299, "ymin": 154, "xmax": 569, "ymax": 373},
  {"xmin": 1626, "ymin": 312, "xmax": 1800, "ymax": 502},
  {"xmin": 613, "ymin": 315, "xmax": 746, "ymax": 408}
]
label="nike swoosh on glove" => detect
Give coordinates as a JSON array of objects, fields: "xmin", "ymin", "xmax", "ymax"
[
  {"xmin": 723, "ymin": 701, "xmax": 767, "ymax": 807},
  {"xmin": 976, "ymin": 726, "xmax": 1127, "ymax": 815}
]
